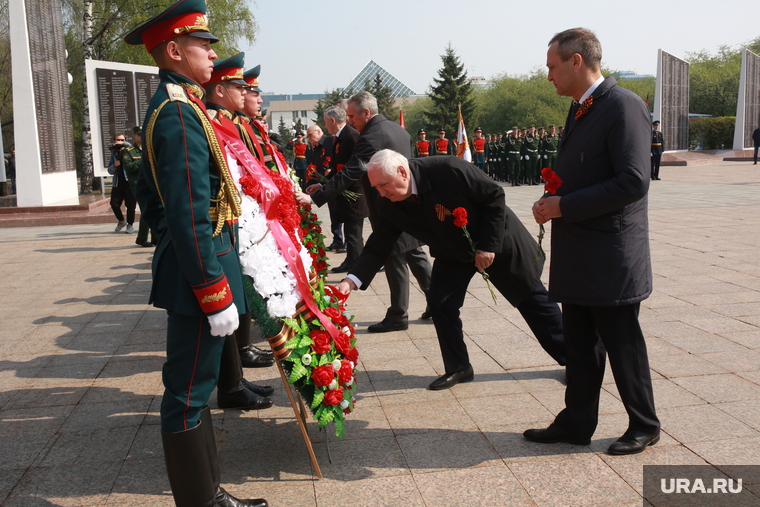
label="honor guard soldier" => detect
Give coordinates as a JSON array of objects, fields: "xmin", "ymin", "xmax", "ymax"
[
  {"xmin": 125, "ymin": 1, "xmax": 268, "ymax": 505},
  {"xmin": 415, "ymin": 129, "xmax": 431, "ymax": 158},
  {"xmin": 204, "ymin": 53, "xmax": 276, "ymax": 409},
  {"xmin": 651, "ymin": 120, "xmax": 664, "ymax": 180},
  {"xmin": 506, "ymin": 127, "xmax": 523, "ymax": 186},
  {"xmin": 121, "ymin": 126, "xmax": 157, "ymax": 247},
  {"xmin": 434, "ymin": 128, "xmax": 453, "ymax": 155},
  {"xmin": 522, "ymin": 125, "xmax": 540, "ymax": 184},
  {"xmin": 471, "ymin": 127, "xmax": 487, "ymax": 172},
  {"xmin": 291, "ymin": 132, "xmax": 308, "ymax": 186},
  {"xmin": 541, "ymin": 124, "xmax": 560, "ymax": 171}
]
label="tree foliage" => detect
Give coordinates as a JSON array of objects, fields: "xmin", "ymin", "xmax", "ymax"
[
  {"xmin": 689, "ymin": 116, "xmax": 735, "ymax": 150},
  {"xmin": 312, "ymin": 88, "xmax": 349, "ymax": 129},
  {"xmin": 368, "ymin": 72, "xmax": 398, "ymax": 121},
  {"xmin": 687, "ymin": 46, "xmax": 742, "ymax": 117},
  {"xmin": 424, "ymin": 44, "xmax": 475, "ymax": 134},
  {"xmin": 0, "ymin": 0, "xmax": 13, "ymax": 152}
]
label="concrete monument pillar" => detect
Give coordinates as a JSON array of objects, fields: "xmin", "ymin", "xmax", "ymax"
[
  {"xmin": 9, "ymin": 0, "xmax": 78, "ymax": 206},
  {"xmin": 733, "ymin": 49, "xmax": 760, "ymax": 150}
]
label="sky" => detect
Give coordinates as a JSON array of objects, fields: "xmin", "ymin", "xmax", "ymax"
[{"xmin": 240, "ymin": 0, "xmax": 759, "ymax": 96}]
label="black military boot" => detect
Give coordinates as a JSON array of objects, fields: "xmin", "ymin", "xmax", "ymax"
[
  {"xmin": 217, "ymin": 334, "xmax": 273, "ymax": 410},
  {"xmin": 200, "ymin": 407, "xmax": 268, "ymax": 507},
  {"xmin": 236, "ymin": 313, "xmax": 275, "ymax": 368},
  {"xmin": 162, "ymin": 421, "xmax": 216, "ymax": 507}
]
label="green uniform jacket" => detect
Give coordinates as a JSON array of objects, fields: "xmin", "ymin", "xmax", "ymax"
[
  {"xmin": 122, "ymin": 145, "xmax": 143, "ymax": 195},
  {"xmin": 135, "ymin": 70, "xmax": 246, "ymax": 317}
]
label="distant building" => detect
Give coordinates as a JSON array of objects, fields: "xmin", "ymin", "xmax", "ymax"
[
  {"xmin": 264, "ymin": 60, "xmax": 421, "ymax": 132},
  {"xmin": 613, "ymin": 70, "xmax": 655, "ymax": 81},
  {"xmin": 469, "ymin": 76, "xmax": 490, "ymax": 88}
]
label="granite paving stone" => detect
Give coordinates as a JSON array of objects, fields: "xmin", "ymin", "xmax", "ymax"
[{"xmin": 0, "ymin": 161, "xmax": 758, "ymax": 506}]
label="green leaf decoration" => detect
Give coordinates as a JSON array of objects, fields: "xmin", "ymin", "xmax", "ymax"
[
  {"xmin": 311, "ymin": 390, "xmax": 324, "ymax": 409},
  {"xmin": 334, "ymin": 417, "xmax": 345, "ymax": 440},
  {"xmin": 288, "ymin": 362, "xmax": 307, "ymax": 383}
]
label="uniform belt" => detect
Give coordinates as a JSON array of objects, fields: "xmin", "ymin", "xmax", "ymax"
[
  {"xmin": 509, "ymin": 151, "xmax": 520, "ymax": 154},
  {"xmin": 546, "ymin": 150, "xmax": 557, "ymax": 153},
  {"xmin": 475, "ymin": 149, "xmax": 485, "ymax": 153},
  {"xmin": 295, "ymin": 155, "xmax": 306, "ymax": 158},
  {"xmin": 526, "ymin": 149, "xmax": 537, "ymax": 152},
  {"xmin": 652, "ymin": 143, "xmax": 662, "ymax": 145},
  {"xmin": 419, "ymin": 151, "xmax": 429, "ymax": 155}
]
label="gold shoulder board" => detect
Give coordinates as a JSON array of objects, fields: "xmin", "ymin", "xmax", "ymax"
[
  {"xmin": 207, "ymin": 109, "xmax": 218, "ymax": 120},
  {"xmin": 166, "ymin": 83, "xmax": 188, "ymax": 103}
]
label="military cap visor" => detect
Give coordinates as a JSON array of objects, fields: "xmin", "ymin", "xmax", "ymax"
[
  {"xmin": 243, "ymin": 65, "xmax": 262, "ymax": 91},
  {"xmin": 124, "ymin": 0, "xmax": 218, "ymax": 53},
  {"xmin": 417, "ymin": 129, "xmax": 426, "ymax": 135},
  {"xmin": 652, "ymin": 120, "xmax": 660, "ymax": 125},
  {"xmin": 207, "ymin": 52, "xmax": 247, "ymax": 85},
  {"xmin": 133, "ymin": 126, "xmax": 143, "ymax": 134}
]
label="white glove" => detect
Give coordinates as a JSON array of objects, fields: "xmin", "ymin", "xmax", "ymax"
[
  {"xmin": 208, "ymin": 306, "xmax": 239, "ymax": 337},
  {"xmin": 543, "ymin": 154, "xmax": 548, "ymax": 159},
  {"xmin": 524, "ymin": 155, "xmax": 529, "ymax": 160}
]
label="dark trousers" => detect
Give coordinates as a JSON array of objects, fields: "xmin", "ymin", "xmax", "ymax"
[
  {"xmin": 651, "ymin": 154, "xmax": 662, "ymax": 179},
  {"xmin": 554, "ymin": 302, "xmax": 659, "ymax": 439},
  {"xmin": 136, "ymin": 218, "xmax": 157, "ymax": 244},
  {"xmin": 161, "ymin": 311, "xmax": 225, "ymax": 433},
  {"xmin": 343, "ymin": 218, "xmax": 364, "ymax": 264},
  {"xmin": 428, "ymin": 258, "xmax": 565, "ymax": 373},
  {"xmin": 754, "ymin": 145, "xmax": 759, "ymax": 164},
  {"xmin": 383, "ymin": 246, "xmax": 432, "ymax": 323},
  {"xmin": 111, "ymin": 184, "xmax": 136, "ymax": 224},
  {"xmin": 327, "ymin": 199, "xmax": 344, "ymax": 246}
]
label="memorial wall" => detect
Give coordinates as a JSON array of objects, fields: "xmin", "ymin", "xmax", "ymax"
[
  {"xmin": 656, "ymin": 51, "xmax": 690, "ymax": 152},
  {"xmin": 85, "ymin": 60, "xmax": 159, "ymax": 177},
  {"xmin": 733, "ymin": 49, "xmax": 760, "ymax": 150}
]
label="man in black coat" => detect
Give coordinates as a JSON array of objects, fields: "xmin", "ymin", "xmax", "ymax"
[
  {"xmin": 297, "ymin": 91, "xmax": 432, "ymax": 332},
  {"xmin": 752, "ymin": 124, "xmax": 760, "ymax": 165},
  {"xmin": 336, "ymin": 150, "xmax": 566, "ymax": 390},
  {"xmin": 323, "ymin": 105, "xmax": 369, "ymax": 273},
  {"xmin": 527, "ymin": 28, "xmax": 660, "ymax": 456}
]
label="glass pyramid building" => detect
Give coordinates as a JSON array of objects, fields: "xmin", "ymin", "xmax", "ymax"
[{"xmin": 344, "ymin": 60, "xmax": 415, "ymax": 98}]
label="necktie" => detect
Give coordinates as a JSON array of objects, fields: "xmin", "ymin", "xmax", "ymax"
[{"xmin": 575, "ymin": 95, "xmax": 593, "ymax": 120}]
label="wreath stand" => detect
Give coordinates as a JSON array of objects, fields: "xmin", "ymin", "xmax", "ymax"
[{"xmin": 274, "ymin": 355, "xmax": 332, "ymax": 479}]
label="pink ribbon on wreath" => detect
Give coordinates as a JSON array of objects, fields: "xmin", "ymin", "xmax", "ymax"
[{"xmin": 209, "ymin": 116, "xmax": 341, "ymax": 340}]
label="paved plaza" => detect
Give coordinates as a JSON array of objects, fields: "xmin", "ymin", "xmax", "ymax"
[{"xmin": 0, "ymin": 160, "xmax": 759, "ymax": 506}]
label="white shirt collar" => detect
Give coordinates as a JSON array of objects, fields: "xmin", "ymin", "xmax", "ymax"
[
  {"xmin": 410, "ymin": 173, "xmax": 418, "ymax": 197},
  {"xmin": 335, "ymin": 124, "xmax": 344, "ymax": 138},
  {"xmin": 578, "ymin": 75, "xmax": 605, "ymax": 104}
]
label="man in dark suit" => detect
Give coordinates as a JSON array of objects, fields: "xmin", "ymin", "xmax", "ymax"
[
  {"xmin": 526, "ymin": 28, "xmax": 660, "ymax": 456},
  {"xmin": 752, "ymin": 124, "xmax": 760, "ymax": 165},
  {"xmin": 323, "ymin": 105, "xmax": 368, "ymax": 273},
  {"xmin": 335, "ymin": 150, "xmax": 566, "ymax": 390},
  {"xmin": 651, "ymin": 120, "xmax": 664, "ymax": 180},
  {"xmin": 296, "ymin": 91, "xmax": 432, "ymax": 332}
]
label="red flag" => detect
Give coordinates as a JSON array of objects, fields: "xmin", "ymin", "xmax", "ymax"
[
  {"xmin": 399, "ymin": 110, "xmax": 405, "ymax": 129},
  {"xmin": 645, "ymin": 93, "xmax": 649, "ymax": 106}
]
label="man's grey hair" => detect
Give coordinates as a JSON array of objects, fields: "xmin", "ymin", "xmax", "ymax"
[
  {"xmin": 324, "ymin": 105, "xmax": 346, "ymax": 123},
  {"xmin": 348, "ymin": 91, "xmax": 378, "ymax": 115},
  {"xmin": 549, "ymin": 27, "xmax": 602, "ymax": 71},
  {"xmin": 367, "ymin": 149, "xmax": 408, "ymax": 177}
]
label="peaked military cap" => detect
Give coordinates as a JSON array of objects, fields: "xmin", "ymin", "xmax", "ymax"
[
  {"xmin": 417, "ymin": 129, "xmax": 426, "ymax": 135},
  {"xmin": 475, "ymin": 126, "xmax": 482, "ymax": 132},
  {"xmin": 243, "ymin": 65, "xmax": 261, "ymax": 92},
  {"xmin": 438, "ymin": 128, "xmax": 446, "ymax": 134},
  {"xmin": 652, "ymin": 120, "xmax": 660, "ymax": 126},
  {"xmin": 133, "ymin": 125, "xmax": 143, "ymax": 134},
  {"xmin": 124, "ymin": 0, "xmax": 219, "ymax": 53},
  {"xmin": 207, "ymin": 52, "xmax": 247, "ymax": 85},
  {"xmin": 295, "ymin": 132, "xmax": 304, "ymax": 137}
]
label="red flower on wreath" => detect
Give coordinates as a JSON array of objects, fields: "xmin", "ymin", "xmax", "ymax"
[
  {"xmin": 333, "ymin": 330, "xmax": 351, "ymax": 354},
  {"xmin": 345, "ymin": 347, "xmax": 359, "ymax": 364},
  {"xmin": 324, "ymin": 387, "xmax": 344, "ymax": 406},
  {"xmin": 310, "ymin": 329, "xmax": 332, "ymax": 354},
  {"xmin": 338, "ymin": 360, "xmax": 354, "ymax": 384},
  {"xmin": 311, "ymin": 365, "xmax": 335, "ymax": 387}
]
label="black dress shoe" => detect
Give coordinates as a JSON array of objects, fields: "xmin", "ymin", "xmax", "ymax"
[
  {"xmin": 217, "ymin": 387, "xmax": 273, "ymax": 410},
  {"xmin": 239, "ymin": 344, "xmax": 275, "ymax": 368},
  {"xmin": 367, "ymin": 319, "xmax": 408, "ymax": 333},
  {"xmin": 136, "ymin": 240, "xmax": 154, "ymax": 247},
  {"xmin": 428, "ymin": 365, "xmax": 474, "ymax": 390},
  {"xmin": 215, "ymin": 486, "xmax": 268, "ymax": 507},
  {"xmin": 330, "ymin": 262, "xmax": 353, "ymax": 273},
  {"xmin": 334, "ymin": 246, "xmax": 347, "ymax": 253},
  {"xmin": 242, "ymin": 379, "xmax": 274, "ymax": 397},
  {"xmin": 326, "ymin": 243, "xmax": 344, "ymax": 252},
  {"xmin": 607, "ymin": 429, "xmax": 660, "ymax": 455},
  {"xmin": 420, "ymin": 306, "xmax": 432, "ymax": 320},
  {"xmin": 523, "ymin": 425, "xmax": 591, "ymax": 445}
]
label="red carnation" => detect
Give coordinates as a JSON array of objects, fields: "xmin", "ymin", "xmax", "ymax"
[
  {"xmin": 324, "ymin": 387, "xmax": 344, "ymax": 406},
  {"xmin": 338, "ymin": 360, "xmax": 354, "ymax": 384},
  {"xmin": 311, "ymin": 365, "xmax": 335, "ymax": 387},
  {"xmin": 336, "ymin": 164, "xmax": 345, "ymax": 172},
  {"xmin": 310, "ymin": 329, "xmax": 332, "ymax": 354},
  {"xmin": 452, "ymin": 207, "xmax": 468, "ymax": 228},
  {"xmin": 541, "ymin": 167, "xmax": 563, "ymax": 195}
]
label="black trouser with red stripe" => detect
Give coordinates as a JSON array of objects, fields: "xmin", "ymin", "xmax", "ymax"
[{"xmin": 161, "ymin": 311, "xmax": 226, "ymax": 433}]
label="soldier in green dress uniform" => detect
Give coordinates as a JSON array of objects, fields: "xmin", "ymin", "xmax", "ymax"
[
  {"xmin": 522, "ymin": 125, "xmax": 540, "ymax": 185},
  {"xmin": 125, "ymin": 1, "xmax": 267, "ymax": 505},
  {"xmin": 506, "ymin": 127, "xmax": 523, "ymax": 186},
  {"xmin": 121, "ymin": 126, "xmax": 157, "ymax": 247},
  {"xmin": 542, "ymin": 124, "xmax": 559, "ymax": 172}
]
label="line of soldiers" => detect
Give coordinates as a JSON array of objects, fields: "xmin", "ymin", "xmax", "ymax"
[{"xmin": 415, "ymin": 125, "xmax": 563, "ymax": 187}]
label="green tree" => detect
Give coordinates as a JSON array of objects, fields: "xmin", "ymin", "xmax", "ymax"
[
  {"xmin": 369, "ymin": 72, "xmax": 398, "ymax": 121},
  {"xmin": 312, "ymin": 88, "xmax": 348, "ymax": 129},
  {"xmin": 687, "ymin": 45, "xmax": 741, "ymax": 117},
  {"xmin": 0, "ymin": 0, "xmax": 12, "ymax": 154},
  {"xmin": 424, "ymin": 44, "xmax": 475, "ymax": 134},
  {"xmin": 278, "ymin": 116, "xmax": 293, "ymax": 159},
  {"xmin": 62, "ymin": 0, "xmax": 258, "ymax": 192}
]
